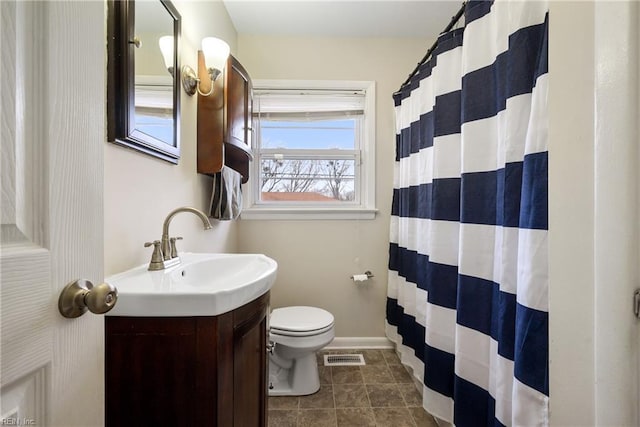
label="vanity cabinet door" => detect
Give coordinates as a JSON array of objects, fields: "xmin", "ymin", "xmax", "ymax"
[
  {"xmin": 232, "ymin": 292, "xmax": 269, "ymax": 426},
  {"xmin": 105, "ymin": 317, "xmax": 202, "ymax": 426}
]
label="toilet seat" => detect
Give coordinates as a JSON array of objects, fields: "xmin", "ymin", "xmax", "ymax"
[
  {"xmin": 271, "ymin": 323, "xmax": 334, "ymax": 337},
  {"xmin": 270, "ymin": 306, "xmax": 334, "ymax": 337}
]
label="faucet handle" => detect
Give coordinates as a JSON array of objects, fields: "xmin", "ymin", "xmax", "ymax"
[
  {"xmin": 169, "ymin": 236, "xmax": 183, "ymax": 259},
  {"xmin": 144, "ymin": 240, "xmax": 164, "ymax": 270}
]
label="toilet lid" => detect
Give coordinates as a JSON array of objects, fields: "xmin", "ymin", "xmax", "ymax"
[{"xmin": 270, "ymin": 306, "xmax": 334, "ymax": 333}]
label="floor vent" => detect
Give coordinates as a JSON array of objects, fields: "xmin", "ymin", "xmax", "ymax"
[{"xmin": 323, "ymin": 354, "xmax": 366, "ymax": 366}]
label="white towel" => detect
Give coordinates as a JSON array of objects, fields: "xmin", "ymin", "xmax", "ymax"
[{"xmin": 210, "ymin": 166, "xmax": 242, "ymax": 220}]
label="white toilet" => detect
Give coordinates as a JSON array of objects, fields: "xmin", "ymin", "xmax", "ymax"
[{"xmin": 268, "ymin": 306, "xmax": 335, "ymax": 396}]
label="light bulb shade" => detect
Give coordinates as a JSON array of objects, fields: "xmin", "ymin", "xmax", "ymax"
[
  {"xmin": 201, "ymin": 37, "xmax": 230, "ymax": 72},
  {"xmin": 158, "ymin": 35, "xmax": 174, "ymax": 70}
]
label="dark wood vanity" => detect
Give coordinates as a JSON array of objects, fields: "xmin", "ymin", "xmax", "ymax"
[
  {"xmin": 197, "ymin": 53, "xmax": 253, "ymax": 183},
  {"xmin": 105, "ymin": 292, "xmax": 269, "ymax": 426}
]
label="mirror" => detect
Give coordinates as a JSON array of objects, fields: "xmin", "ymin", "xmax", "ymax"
[{"xmin": 107, "ymin": 0, "xmax": 181, "ymax": 164}]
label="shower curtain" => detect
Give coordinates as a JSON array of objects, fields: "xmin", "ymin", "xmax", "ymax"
[{"xmin": 386, "ymin": 1, "xmax": 549, "ymax": 426}]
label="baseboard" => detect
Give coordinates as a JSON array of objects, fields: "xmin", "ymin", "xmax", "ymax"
[{"xmin": 325, "ymin": 337, "xmax": 394, "ymax": 350}]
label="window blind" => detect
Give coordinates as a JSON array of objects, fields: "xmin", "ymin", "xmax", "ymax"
[{"xmin": 253, "ymin": 89, "xmax": 365, "ymax": 120}]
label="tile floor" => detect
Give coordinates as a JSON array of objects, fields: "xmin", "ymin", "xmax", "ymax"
[{"xmin": 268, "ymin": 349, "xmax": 439, "ymax": 427}]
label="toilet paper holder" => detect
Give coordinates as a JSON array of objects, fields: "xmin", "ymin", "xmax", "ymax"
[{"xmin": 350, "ymin": 271, "xmax": 374, "ymax": 280}]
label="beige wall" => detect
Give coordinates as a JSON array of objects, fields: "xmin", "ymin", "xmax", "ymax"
[
  {"xmin": 548, "ymin": 2, "xmax": 595, "ymax": 423},
  {"xmin": 236, "ymin": 35, "xmax": 428, "ymax": 337},
  {"xmin": 104, "ymin": 0, "xmax": 238, "ymax": 275},
  {"xmin": 549, "ymin": 1, "xmax": 640, "ymax": 425}
]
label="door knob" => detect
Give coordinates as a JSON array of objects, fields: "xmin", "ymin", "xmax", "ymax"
[{"xmin": 58, "ymin": 279, "xmax": 118, "ymax": 318}]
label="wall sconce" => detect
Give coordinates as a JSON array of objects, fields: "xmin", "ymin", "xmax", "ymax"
[
  {"xmin": 158, "ymin": 35, "xmax": 175, "ymax": 76},
  {"xmin": 181, "ymin": 37, "xmax": 230, "ymax": 97}
]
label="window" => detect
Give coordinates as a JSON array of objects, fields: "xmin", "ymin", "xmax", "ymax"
[{"xmin": 243, "ymin": 80, "xmax": 376, "ymax": 220}]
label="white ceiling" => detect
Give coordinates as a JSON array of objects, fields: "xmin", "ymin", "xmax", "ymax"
[{"xmin": 222, "ymin": 0, "xmax": 464, "ymax": 38}]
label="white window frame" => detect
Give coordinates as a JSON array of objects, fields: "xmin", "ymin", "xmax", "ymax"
[{"xmin": 242, "ymin": 79, "xmax": 377, "ymax": 220}]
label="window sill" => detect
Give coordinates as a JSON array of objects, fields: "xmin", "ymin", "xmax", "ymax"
[{"xmin": 240, "ymin": 207, "xmax": 378, "ymax": 220}]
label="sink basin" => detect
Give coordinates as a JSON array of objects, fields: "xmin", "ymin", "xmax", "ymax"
[{"xmin": 106, "ymin": 253, "xmax": 278, "ymax": 317}]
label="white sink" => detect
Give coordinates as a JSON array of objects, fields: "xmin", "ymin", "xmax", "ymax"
[{"xmin": 106, "ymin": 253, "xmax": 278, "ymax": 317}]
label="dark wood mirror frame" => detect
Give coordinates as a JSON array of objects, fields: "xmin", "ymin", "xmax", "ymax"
[{"xmin": 107, "ymin": 0, "xmax": 181, "ymax": 164}]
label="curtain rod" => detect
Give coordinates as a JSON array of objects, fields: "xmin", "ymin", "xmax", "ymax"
[{"xmin": 396, "ymin": 1, "xmax": 467, "ymax": 93}]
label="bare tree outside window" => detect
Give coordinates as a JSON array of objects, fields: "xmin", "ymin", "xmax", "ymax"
[
  {"xmin": 321, "ymin": 160, "xmax": 354, "ymax": 201},
  {"xmin": 261, "ymin": 159, "xmax": 320, "ymax": 193},
  {"xmin": 261, "ymin": 158, "xmax": 354, "ymax": 201}
]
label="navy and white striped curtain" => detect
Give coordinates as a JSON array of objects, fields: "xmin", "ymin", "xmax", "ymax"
[{"xmin": 386, "ymin": 1, "xmax": 548, "ymax": 426}]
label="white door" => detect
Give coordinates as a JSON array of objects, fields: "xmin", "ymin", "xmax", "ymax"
[{"xmin": 1, "ymin": 1, "xmax": 105, "ymax": 426}]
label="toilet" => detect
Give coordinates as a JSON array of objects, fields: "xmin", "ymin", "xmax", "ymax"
[{"xmin": 268, "ymin": 306, "xmax": 335, "ymax": 396}]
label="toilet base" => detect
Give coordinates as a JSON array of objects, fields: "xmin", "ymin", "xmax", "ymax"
[{"xmin": 268, "ymin": 352, "xmax": 320, "ymax": 396}]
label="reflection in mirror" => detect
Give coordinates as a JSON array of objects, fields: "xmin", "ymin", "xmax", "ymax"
[
  {"xmin": 134, "ymin": 1, "xmax": 174, "ymax": 146},
  {"xmin": 107, "ymin": 0, "xmax": 181, "ymax": 164}
]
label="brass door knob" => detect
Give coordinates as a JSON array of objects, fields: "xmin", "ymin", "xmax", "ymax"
[{"xmin": 58, "ymin": 279, "xmax": 118, "ymax": 318}]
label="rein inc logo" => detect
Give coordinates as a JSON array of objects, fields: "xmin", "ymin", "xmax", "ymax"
[{"xmin": 0, "ymin": 417, "xmax": 35, "ymax": 426}]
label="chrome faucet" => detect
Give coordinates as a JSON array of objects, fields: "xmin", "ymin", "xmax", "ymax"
[{"xmin": 145, "ymin": 207, "xmax": 212, "ymax": 271}]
